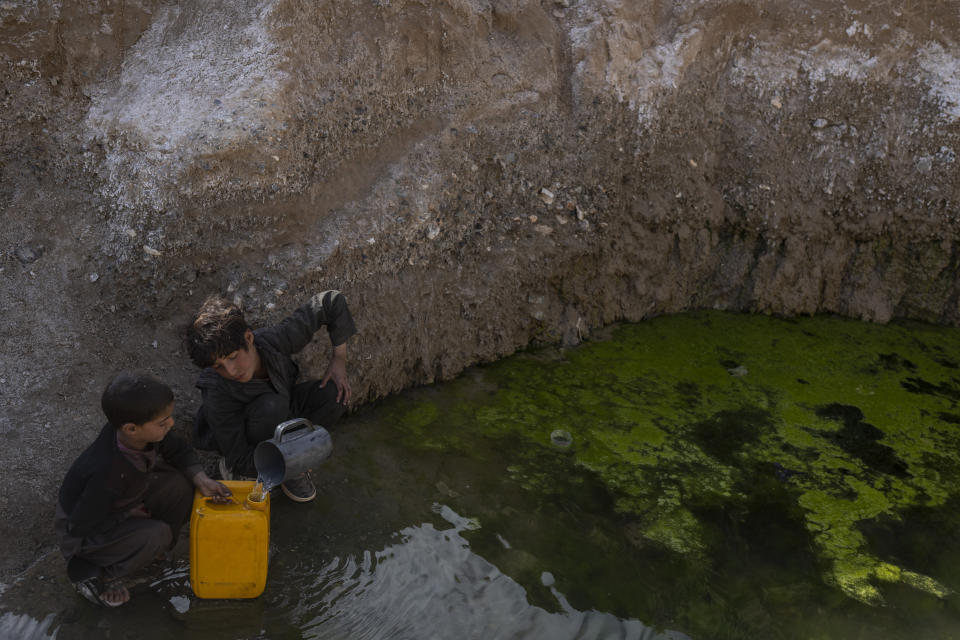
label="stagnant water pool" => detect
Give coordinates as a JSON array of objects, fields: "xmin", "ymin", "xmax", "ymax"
[{"xmin": 3, "ymin": 311, "xmax": 960, "ymax": 639}]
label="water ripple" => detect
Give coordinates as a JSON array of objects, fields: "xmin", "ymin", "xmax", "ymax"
[
  {"xmin": 0, "ymin": 612, "xmax": 58, "ymax": 640},
  {"xmin": 283, "ymin": 506, "xmax": 688, "ymax": 640}
]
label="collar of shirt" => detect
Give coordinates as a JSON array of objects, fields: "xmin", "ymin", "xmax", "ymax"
[{"xmin": 116, "ymin": 434, "xmax": 159, "ymax": 472}]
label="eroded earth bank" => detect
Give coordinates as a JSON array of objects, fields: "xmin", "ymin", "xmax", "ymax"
[{"xmin": 1, "ymin": 0, "xmax": 958, "ymax": 583}]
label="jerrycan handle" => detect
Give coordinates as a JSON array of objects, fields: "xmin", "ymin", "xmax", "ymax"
[{"xmin": 273, "ymin": 418, "xmax": 315, "ymax": 442}]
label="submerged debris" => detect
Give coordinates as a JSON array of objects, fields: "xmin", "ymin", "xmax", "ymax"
[{"xmin": 550, "ymin": 429, "xmax": 573, "ymax": 447}]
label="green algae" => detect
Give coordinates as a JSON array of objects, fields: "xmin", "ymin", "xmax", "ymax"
[{"xmin": 383, "ymin": 311, "xmax": 960, "ymax": 610}]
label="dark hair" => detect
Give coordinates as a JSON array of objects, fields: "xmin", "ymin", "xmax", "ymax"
[
  {"xmin": 183, "ymin": 295, "xmax": 250, "ymax": 368},
  {"xmin": 101, "ymin": 372, "xmax": 174, "ymax": 429}
]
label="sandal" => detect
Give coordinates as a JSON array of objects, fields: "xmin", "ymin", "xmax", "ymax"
[{"xmin": 74, "ymin": 577, "xmax": 128, "ymax": 607}]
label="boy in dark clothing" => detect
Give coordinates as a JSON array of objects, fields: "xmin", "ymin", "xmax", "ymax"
[
  {"xmin": 55, "ymin": 372, "xmax": 232, "ymax": 606},
  {"xmin": 184, "ymin": 290, "xmax": 357, "ymax": 503}
]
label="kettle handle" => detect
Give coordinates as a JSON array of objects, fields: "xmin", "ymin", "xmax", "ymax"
[{"xmin": 273, "ymin": 418, "xmax": 315, "ymax": 442}]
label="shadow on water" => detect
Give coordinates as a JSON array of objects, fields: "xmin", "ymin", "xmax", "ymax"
[
  {"xmin": 5, "ymin": 311, "xmax": 960, "ymax": 640},
  {"xmin": 813, "ymin": 404, "xmax": 910, "ymax": 477}
]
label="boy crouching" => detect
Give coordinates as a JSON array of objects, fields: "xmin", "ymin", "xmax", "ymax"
[{"xmin": 54, "ymin": 372, "xmax": 231, "ymax": 606}]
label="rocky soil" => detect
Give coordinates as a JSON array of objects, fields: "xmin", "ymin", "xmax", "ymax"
[{"xmin": 1, "ymin": 0, "xmax": 958, "ymax": 585}]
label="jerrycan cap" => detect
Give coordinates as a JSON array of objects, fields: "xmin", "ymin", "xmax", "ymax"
[{"xmin": 244, "ymin": 484, "xmax": 269, "ymax": 511}]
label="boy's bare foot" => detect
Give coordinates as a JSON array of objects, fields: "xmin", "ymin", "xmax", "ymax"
[
  {"xmin": 100, "ymin": 583, "xmax": 130, "ymax": 606},
  {"xmin": 75, "ymin": 578, "xmax": 130, "ymax": 607}
]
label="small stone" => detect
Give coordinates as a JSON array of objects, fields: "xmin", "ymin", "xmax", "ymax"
[
  {"xmin": 88, "ymin": 273, "xmax": 99, "ymax": 282},
  {"xmin": 771, "ymin": 97, "xmax": 782, "ymax": 109},
  {"xmin": 576, "ymin": 205, "xmax": 586, "ymax": 221},
  {"xmin": 151, "ymin": 340, "xmax": 158, "ymax": 349},
  {"xmin": 550, "ymin": 429, "xmax": 572, "ymax": 447},
  {"xmin": 555, "ymin": 214, "xmax": 568, "ymax": 225},
  {"xmin": 539, "ymin": 188, "xmax": 555, "ymax": 205},
  {"xmin": 812, "ymin": 118, "xmax": 828, "ymax": 129},
  {"xmin": 125, "ymin": 228, "xmax": 137, "ymax": 239},
  {"xmin": 14, "ymin": 246, "xmax": 40, "ymax": 264},
  {"xmin": 271, "ymin": 155, "xmax": 280, "ymax": 161},
  {"xmin": 534, "ymin": 224, "xmax": 553, "ymax": 235},
  {"xmin": 427, "ymin": 225, "xmax": 440, "ymax": 240},
  {"xmin": 688, "ymin": 158, "xmax": 698, "ymax": 167},
  {"xmin": 528, "ymin": 215, "xmax": 538, "ymax": 223},
  {"xmin": 143, "ymin": 245, "xmax": 162, "ymax": 257},
  {"xmin": 367, "ymin": 237, "xmax": 376, "ymax": 244},
  {"xmin": 170, "ymin": 595, "xmax": 191, "ymax": 614}
]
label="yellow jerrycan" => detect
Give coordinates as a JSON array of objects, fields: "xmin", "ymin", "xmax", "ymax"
[{"xmin": 190, "ymin": 480, "xmax": 270, "ymax": 598}]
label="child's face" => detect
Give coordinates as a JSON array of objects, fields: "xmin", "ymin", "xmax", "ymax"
[
  {"xmin": 135, "ymin": 402, "xmax": 175, "ymax": 444},
  {"xmin": 211, "ymin": 330, "xmax": 260, "ymax": 382}
]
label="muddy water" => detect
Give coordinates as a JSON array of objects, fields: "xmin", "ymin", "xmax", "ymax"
[{"xmin": 5, "ymin": 311, "xmax": 960, "ymax": 639}]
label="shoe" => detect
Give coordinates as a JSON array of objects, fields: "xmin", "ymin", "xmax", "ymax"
[
  {"xmin": 281, "ymin": 472, "xmax": 316, "ymax": 502},
  {"xmin": 74, "ymin": 577, "xmax": 127, "ymax": 607},
  {"xmin": 218, "ymin": 456, "xmax": 235, "ymax": 481}
]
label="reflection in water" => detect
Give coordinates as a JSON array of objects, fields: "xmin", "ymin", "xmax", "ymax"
[
  {"xmin": 293, "ymin": 504, "xmax": 688, "ymax": 640},
  {"xmin": 0, "ymin": 612, "xmax": 57, "ymax": 639},
  {"xmin": 31, "ymin": 501, "xmax": 685, "ymax": 640}
]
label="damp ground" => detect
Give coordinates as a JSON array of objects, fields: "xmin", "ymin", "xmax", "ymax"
[{"xmin": 3, "ymin": 311, "xmax": 960, "ymax": 640}]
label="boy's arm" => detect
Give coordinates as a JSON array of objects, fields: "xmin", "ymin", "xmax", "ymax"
[
  {"xmin": 258, "ymin": 290, "xmax": 357, "ymax": 355},
  {"xmin": 203, "ymin": 391, "xmax": 259, "ymax": 478},
  {"xmin": 192, "ymin": 471, "xmax": 233, "ymax": 502},
  {"xmin": 321, "ymin": 342, "xmax": 351, "ymax": 404},
  {"xmin": 158, "ymin": 431, "xmax": 202, "ymax": 475},
  {"xmin": 63, "ymin": 472, "xmax": 125, "ymax": 538}
]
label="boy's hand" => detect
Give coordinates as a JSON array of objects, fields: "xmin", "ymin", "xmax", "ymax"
[
  {"xmin": 194, "ymin": 472, "xmax": 233, "ymax": 504},
  {"xmin": 321, "ymin": 343, "xmax": 352, "ymax": 405}
]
